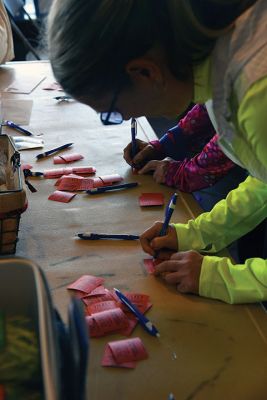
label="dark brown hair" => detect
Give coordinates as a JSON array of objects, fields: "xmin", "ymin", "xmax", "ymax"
[{"xmin": 48, "ymin": 0, "xmax": 257, "ymax": 99}]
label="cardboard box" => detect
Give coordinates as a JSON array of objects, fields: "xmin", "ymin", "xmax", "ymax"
[{"xmin": 0, "ymin": 135, "xmax": 27, "ymax": 254}]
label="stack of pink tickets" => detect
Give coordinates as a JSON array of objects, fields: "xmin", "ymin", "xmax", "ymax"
[
  {"xmin": 55, "ymin": 173, "xmax": 123, "ymax": 191},
  {"xmin": 48, "ymin": 173, "xmax": 123, "ymax": 202},
  {"xmin": 67, "ymin": 274, "xmax": 151, "ymax": 368}
]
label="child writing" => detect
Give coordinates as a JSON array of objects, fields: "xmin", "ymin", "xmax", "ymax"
[
  {"xmin": 123, "ymin": 103, "xmax": 247, "ymax": 211},
  {"xmin": 48, "ymin": 0, "xmax": 267, "ymax": 303}
]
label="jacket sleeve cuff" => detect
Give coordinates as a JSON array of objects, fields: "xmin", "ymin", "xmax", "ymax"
[
  {"xmin": 149, "ymin": 140, "xmax": 165, "ymax": 156},
  {"xmin": 173, "ymin": 223, "xmax": 194, "ymax": 251},
  {"xmin": 199, "ymin": 256, "xmax": 233, "ymax": 303},
  {"xmin": 199, "ymin": 255, "xmax": 267, "ymax": 304}
]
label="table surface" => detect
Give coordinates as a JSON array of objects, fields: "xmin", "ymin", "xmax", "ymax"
[{"xmin": 1, "ymin": 61, "xmax": 267, "ymax": 400}]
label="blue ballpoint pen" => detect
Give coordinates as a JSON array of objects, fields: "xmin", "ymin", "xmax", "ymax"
[
  {"xmin": 77, "ymin": 233, "xmax": 139, "ymax": 240},
  {"xmin": 159, "ymin": 193, "xmax": 178, "ymax": 236},
  {"xmin": 114, "ymin": 288, "xmax": 160, "ymax": 338},
  {"xmin": 3, "ymin": 120, "xmax": 34, "ymax": 136},
  {"xmin": 86, "ymin": 182, "xmax": 138, "ymax": 194},
  {"xmin": 131, "ymin": 118, "xmax": 137, "ymax": 158}
]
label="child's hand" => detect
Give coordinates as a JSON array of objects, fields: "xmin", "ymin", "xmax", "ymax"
[
  {"xmin": 138, "ymin": 158, "xmax": 170, "ymax": 183},
  {"xmin": 123, "ymin": 139, "xmax": 159, "ymax": 168},
  {"xmin": 154, "ymin": 251, "xmax": 203, "ymax": 294},
  {"xmin": 139, "ymin": 222, "xmax": 178, "ymax": 257}
]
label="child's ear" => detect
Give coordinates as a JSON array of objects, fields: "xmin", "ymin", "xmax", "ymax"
[{"xmin": 125, "ymin": 58, "xmax": 164, "ymax": 86}]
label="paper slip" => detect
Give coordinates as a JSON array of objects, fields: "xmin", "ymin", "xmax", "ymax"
[
  {"xmin": 53, "ymin": 153, "xmax": 84, "ymax": 164},
  {"xmin": 86, "ymin": 308, "xmax": 128, "ymax": 337},
  {"xmin": 68, "ymin": 275, "xmax": 104, "ymax": 295},
  {"xmin": 99, "ymin": 174, "xmax": 123, "ymax": 185},
  {"xmin": 82, "ymin": 289, "xmax": 116, "ymax": 306},
  {"xmin": 89, "ymin": 285, "xmax": 107, "ymax": 296},
  {"xmin": 44, "ymin": 166, "xmax": 96, "ymax": 179},
  {"xmin": 14, "ymin": 136, "xmax": 44, "ymax": 150},
  {"xmin": 80, "ymin": 174, "xmax": 123, "ymax": 188},
  {"xmin": 139, "ymin": 193, "xmax": 164, "ymax": 206},
  {"xmin": 48, "ymin": 190, "xmax": 76, "ymax": 203},
  {"xmin": 57, "ymin": 176, "xmax": 94, "ymax": 191},
  {"xmin": 87, "ymin": 300, "xmax": 119, "ymax": 315},
  {"xmin": 102, "ymin": 337, "xmax": 148, "ymax": 368},
  {"xmin": 5, "ymin": 75, "xmax": 46, "ymax": 94},
  {"xmin": 42, "ymin": 81, "xmax": 63, "ymax": 91},
  {"xmin": 143, "ymin": 258, "xmax": 163, "ymax": 274}
]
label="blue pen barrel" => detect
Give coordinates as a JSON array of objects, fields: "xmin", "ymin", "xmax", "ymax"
[
  {"xmin": 114, "ymin": 288, "xmax": 160, "ymax": 337},
  {"xmin": 131, "ymin": 118, "xmax": 137, "ymax": 158},
  {"xmin": 6, "ymin": 120, "xmax": 34, "ymax": 136},
  {"xmin": 159, "ymin": 193, "xmax": 178, "ymax": 236}
]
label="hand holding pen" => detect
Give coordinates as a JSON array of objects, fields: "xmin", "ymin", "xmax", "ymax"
[
  {"xmin": 123, "ymin": 138, "xmax": 160, "ymax": 169},
  {"xmin": 139, "ymin": 193, "xmax": 179, "ymax": 257}
]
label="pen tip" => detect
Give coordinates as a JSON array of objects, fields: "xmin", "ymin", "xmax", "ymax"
[{"xmin": 156, "ymin": 333, "xmax": 160, "ymax": 338}]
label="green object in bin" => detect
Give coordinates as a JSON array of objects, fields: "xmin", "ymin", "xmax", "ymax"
[
  {"xmin": 0, "ymin": 316, "xmax": 40, "ymax": 385},
  {"xmin": 0, "ymin": 312, "xmax": 5, "ymax": 351}
]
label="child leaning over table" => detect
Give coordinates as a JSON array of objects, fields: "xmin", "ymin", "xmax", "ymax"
[
  {"xmin": 123, "ymin": 104, "xmax": 247, "ymax": 211},
  {"xmin": 48, "ymin": 0, "xmax": 267, "ymax": 304}
]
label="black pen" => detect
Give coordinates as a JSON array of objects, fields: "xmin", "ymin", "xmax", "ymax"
[
  {"xmin": 54, "ymin": 95, "xmax": 72, "ymax": 101},
  {"xmin": 86, "ymin": 182, "xmax": 138, "ymax": 194},
  {"xmin": 36, "ymin": 142, "xmax": 73, "ymax": 160},
  {"xmin": 77, "ymin": 233, "xmax": 139, "ymax": 240}
]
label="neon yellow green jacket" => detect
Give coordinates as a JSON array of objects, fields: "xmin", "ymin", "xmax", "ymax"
[{"xmin": 174, "ymin": 61, "xmax": 267, "ymax": 304}]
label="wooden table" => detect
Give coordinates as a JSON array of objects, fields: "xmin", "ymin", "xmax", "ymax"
[{"xmin": 1, "ymin": 61, "xmax": 267, "ymax": 400}]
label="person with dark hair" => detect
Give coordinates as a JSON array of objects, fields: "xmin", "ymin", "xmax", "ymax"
[{"xmin": 47, "ymin": 0, "xmax": 267, "ymax": 304}]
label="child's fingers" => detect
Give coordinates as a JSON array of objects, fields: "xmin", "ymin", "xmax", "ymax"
[
  {"xmin": 123, "ymin": 142, "xmax": 134, "ymax": 165},
  {"xmin": 139, "ymin": 222, "xmax": 165, "ymax": 256},
  {"xmin": 151, "ymin": 226, "xmax": 178, "ymax": 251},
  {"xmin": 138, "ymin": 160, "xmax": 158, "ymax": 174}
]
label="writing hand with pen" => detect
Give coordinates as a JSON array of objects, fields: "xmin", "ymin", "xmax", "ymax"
[
  {"xmin": 140, "ymin": 221, "xmax": 203, "ymax": 295},
  {"xmin": 123, "ymin": 138, "xmax": 162, "ymax": 170}
]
